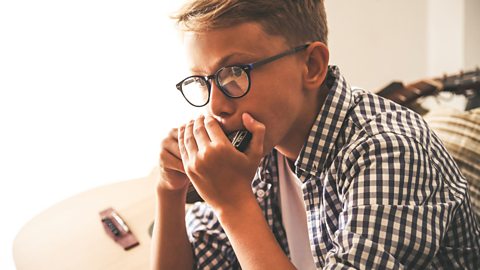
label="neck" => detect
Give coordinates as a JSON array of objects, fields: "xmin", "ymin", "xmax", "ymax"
[{"xmin": 275, "ymin": 84, "xmax": 329, "ymax": 162}]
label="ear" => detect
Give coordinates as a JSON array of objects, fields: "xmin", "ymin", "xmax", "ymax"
[{"xmin": 302, "ymin": 42, "xmax": 329, "ymax": 92}]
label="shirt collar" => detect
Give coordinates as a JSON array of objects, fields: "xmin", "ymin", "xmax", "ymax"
[{"xmin": 295, "ymin": 66, "xmax": 354, "ymax": 177}]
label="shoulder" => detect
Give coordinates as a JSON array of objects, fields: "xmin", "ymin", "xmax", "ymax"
[
  {"xmin": 339, "ymin": 89, "xmax": 435, "ymax": 171},
  {"xmin": 347, "ymin": 89, "xmax": 431, "ymax": 145},
  {"xmin": 330, "ymin": 92, "xmax": 467, "ymax": 205}
]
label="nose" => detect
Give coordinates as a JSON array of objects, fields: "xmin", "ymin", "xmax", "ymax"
[{"xmin": 207, "ymin": 81, "xmax": 235, "ymax": 118}]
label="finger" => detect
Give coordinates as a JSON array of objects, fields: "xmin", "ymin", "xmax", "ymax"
[
  {"xmin": 162, "ymin": 130, "xmax": 181, "ymax": 159},
  {"xmin": 177, "ymin": 124, "xmax": 189, "ymax": 163},
  {"xmin": 193, "ymin": 115, "xmax": 211, "ymax": 148},
  {"xmin": 204, "ymin": 115, "xmax": 229, "ymax": 143},
  {"xmin": 160, "ymin": 149, "xmax": 185, "ymax": 173},
  {"xmin": 169, "ymin": 128, "xmax": 179, "ymax": 142},
  {"xmin": 184, "ymin": 120, "xmax": 198, "ymax": 156},
  {"xmin": 164, "ymin": 140, "xmax": 181, "ymax": 160},
  {"xmin": 241, "ymin": 112, "xmax": 266, "ymax": 157}
]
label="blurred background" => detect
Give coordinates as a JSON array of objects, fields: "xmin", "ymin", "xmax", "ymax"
[{"xmin": 0, "ymin": 0, "xmax": 478, "ymax": 269}]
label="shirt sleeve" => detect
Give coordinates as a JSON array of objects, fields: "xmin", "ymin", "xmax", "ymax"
[
  {"xmin": 185, "ymin": 202, "xmax": 240, "ymax": 270},
  {"xmin": 324, "ymin": 133, "xmax": 465, "ymax": 269}
]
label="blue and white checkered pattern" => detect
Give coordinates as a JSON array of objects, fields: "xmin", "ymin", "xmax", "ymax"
[{"xmin": 185, "ymin": 66, "xmax": 480, "ymax": 269}]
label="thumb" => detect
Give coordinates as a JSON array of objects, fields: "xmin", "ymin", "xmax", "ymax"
[{"xmin": 242, "ymin": 112, "xmax": 265, "ymax": 157}]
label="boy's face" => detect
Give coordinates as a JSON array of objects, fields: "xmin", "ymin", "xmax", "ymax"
[{"xmin": 183, "ymin": 22, "xmax": 309, "ymax": 154}]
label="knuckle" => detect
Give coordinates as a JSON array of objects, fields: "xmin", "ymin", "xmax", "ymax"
[
  {"xmin": 186, "ymin": 159, "xmax": 197, "ymax": 174},
  {"xmin": 192, "ymin": 157, "xmax": 202, "ymax": 169},
  {"xmin": 159, "ymin": 138, "xmax": 169, "ymax": 149},
  {"xmin": 159, "ymin": 149, "xmax": 167, "ymax": 161},
  {"xmin": 161, "ymin": 128, "xmax": 177, "ymax": 141},
  {"xmin": 169, "ymin": 128, "xmax": 178, "ymax": 137},
  {"xmin": 193, "ymin": 156, "xmax": 208, "ymax": 174},
  {"xmin": 158, "ymin": 153, "xmax": 174, "ymax": 170},
  {"xmin": 259, "ymin": 124, "xmax": 266, "ymax": 132},
  {"xmin": 159, "ymin": 137, "xmax": 169, "ymax": 147},
  {"xmin": 197, "ymin": 148, "xmax": 210, "ymax": 162},
  {"xmin": 159, "ymin": 142, "xmax": 165, "ymax": 152},
  {"xmin": 194, "ymin": 123, "xmax": 204, "ymax": 134},
  {"xmin": 159, "ymin": 144, "xmax": 171, "ymax": 158},
  {"xmin": 210, "ymin": 142, "xmax": 221, "ymax": 151},
  {"xmin": 209, "ymin": 142, "xmax": 229, "ymax": 154},
  {"xmin": 205, "ymin": 117, "xmax": 217, "ymax": 128},
  {"xmin": 184, "ymin": 134, "xmax": 194, "ymax": 145},
  {"xmin": 158, "ymin": 162, "xmax": 166, "ymax": 171},
  {"xmin": 177, "ymin": 125, "xmax": 185, "ymax": 136},
  {"xmin": 186, "ymin": 154, "xmax": 207, "ymax": 172}
]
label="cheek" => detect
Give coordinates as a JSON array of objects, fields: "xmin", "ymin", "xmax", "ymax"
[
  {"xmin": 253, "ymin": 92, "xmax": 300, "ymax": 149},
  {"xmin": 243, "ymin": 68, "xmax": 303, "ymax": 148}
]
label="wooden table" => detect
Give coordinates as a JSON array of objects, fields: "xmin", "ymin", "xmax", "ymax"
[{"xmin": 13, "ymin": 168, "xmax": 159, "ymax": 270}]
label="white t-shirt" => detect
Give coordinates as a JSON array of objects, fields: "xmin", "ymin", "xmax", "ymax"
[{"xmin": 277, "ymin": 152, "xmax": 317, "ymax": 270}]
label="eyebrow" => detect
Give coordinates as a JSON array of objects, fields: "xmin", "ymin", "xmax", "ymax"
[{"xmin": 190, "ymin": 52, "xmax": 258, "ymax": 75}]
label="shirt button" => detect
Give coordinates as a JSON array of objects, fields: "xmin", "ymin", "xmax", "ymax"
[{"xmin": 256, "ymin": 189, "xmax": 265, "ymax": 198}]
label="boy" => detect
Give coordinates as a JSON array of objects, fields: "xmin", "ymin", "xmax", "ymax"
[{"xmin": 151, "ymin": 1, "xmax": 480, "ymax": 269}]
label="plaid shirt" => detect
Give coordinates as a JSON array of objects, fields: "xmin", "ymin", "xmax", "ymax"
[{"xmin": 185, "ymin": 66, "xmax": 480, "ymax": 269}]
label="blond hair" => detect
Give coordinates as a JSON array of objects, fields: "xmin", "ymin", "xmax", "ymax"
[{"xmin": 172, "ymin": 0, "xmax": 328, "ymax": 46}]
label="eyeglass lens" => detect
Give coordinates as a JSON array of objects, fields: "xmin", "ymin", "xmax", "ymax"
[
  {"xmin": 181, "ymin": 77, "xmax": 211, "ymax": 106},
  {"xmin": 217, "ymin": 66, "xmax": 249, "ymax": 97},
  {"xmin": 181, "ymin": 66, "xmax": 249, "ymax": 106}
]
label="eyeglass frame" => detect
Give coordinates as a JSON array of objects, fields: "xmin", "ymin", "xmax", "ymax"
[{"xmin": 176, "ymin": 43, "xmax": 311, "ymax": 107}]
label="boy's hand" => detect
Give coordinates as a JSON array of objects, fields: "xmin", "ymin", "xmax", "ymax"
[
  {"xmin": 177, "ymin": 113, "xmax": 266, "ymax": 212},
  {"xmin": 157, "ymin": 128, "xmax": 190, "ymax": 195}
]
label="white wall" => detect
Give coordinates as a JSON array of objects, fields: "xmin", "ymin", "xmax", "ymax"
[
  {"xmin": 0, "ymin": 1, "xmax": 476, "ymax": 269},
  {"xmin": 326, "ymin": 0, "xmax": 429, "ymax": 91},
  {"xmin": 465, "ymin": 0, "xmax": 480, "ymax": 69},
  {"xmin": 427, "ymin": 0, "xmax": 465, "ymax": 76},
  {"xmin": 326, "ymin": 0, "xmax": 478, "ymax": 91}
]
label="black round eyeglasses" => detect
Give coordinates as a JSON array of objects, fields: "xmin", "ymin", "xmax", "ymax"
[{"xmin": 176, "ymin": 43, "xmax": 310, "ymax": 107}]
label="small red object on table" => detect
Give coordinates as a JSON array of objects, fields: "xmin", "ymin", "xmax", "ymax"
[{"xmin": 99, "ymin": 207, "xmax": 139, "ymax": 250}]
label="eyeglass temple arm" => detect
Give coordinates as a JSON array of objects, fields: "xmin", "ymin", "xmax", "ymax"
[{"xmin": 248, "ymin": 43, "xmax": 310, "ymax": 70}]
